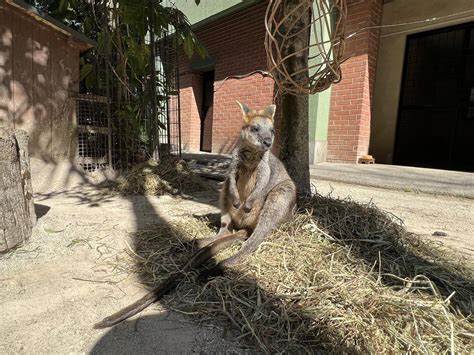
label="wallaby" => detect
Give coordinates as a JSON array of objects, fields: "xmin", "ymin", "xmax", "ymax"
[
  {"xmin": 201, "ymin": 101, "xmax": 297, "ymax": 276},
  {"xmin": 94, "ymin": 102, "xmax": 296, "ymax": 328}
]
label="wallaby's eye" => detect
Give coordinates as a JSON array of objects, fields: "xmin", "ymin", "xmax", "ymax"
[
  {"xmin": 271, "ymin": 129, "xmax": 275, "ymax": 135},
  {"xmin": 251, "ymin": 126, "xmax": 259, "ymax": 133}
]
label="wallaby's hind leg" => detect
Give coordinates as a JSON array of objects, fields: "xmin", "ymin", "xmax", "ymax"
[
  {"xmin": 217, "ymin": 212, "xmax": 233, "ymax": 235},
  {"xmin": 195, "ymin": 213, "xmax": 234, "ymax": 249},
  {"xmin": 202, "ymin": 180, "xmax": 296, "ymax": 276}
]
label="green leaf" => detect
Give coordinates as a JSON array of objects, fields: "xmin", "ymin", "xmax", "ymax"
[
  {"xmin": 190, "ymin": 34, "xmax": 207, "ymax": 59},
  {"xmin": 80, "ymin": 63, "xmax": 93, "ymax": 81},
  {"xmin": 118, "ymin": 0, "xmax": 148, "ymax": 38},
  {"xmin": 57, "ymin": 0, "xmax": 68, "ymax": 13},
  {"xmin": 184, "ymin": 35, "xmax": 194, "ymax": 58}
]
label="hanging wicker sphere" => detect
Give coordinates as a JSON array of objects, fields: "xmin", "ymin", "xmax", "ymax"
[{"xmin": 264, "ymin": 0, "xmax": 347, "ymax": 96}]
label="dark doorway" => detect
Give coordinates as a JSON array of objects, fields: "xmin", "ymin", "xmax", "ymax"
[
  {"xmin": 200, "ymin": 70, "xmax": 214, "ymax": 152},
  {"xmin": 394, "ymin": 22, "xmax": 474, "ymax": 171}
]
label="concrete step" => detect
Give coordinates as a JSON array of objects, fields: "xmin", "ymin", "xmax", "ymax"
[
  {"xmin": 182, "ymin": 153, "xmax": 474, "ymax": 199},
  {"xmin": 182, "ymin": 152, "xmax": 229, "ymax": 181},
  {"xmin": 310, "ymin": 163, "xmax": 474, "ymax": 199}
]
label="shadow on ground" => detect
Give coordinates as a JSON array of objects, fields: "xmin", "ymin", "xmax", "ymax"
[
  {"xmin": 89, "ymin": 184, "xmax": 473, "ymax": 353},
  {"xmin": 34, "ymin": 203, "xmax": 51, "ymax": 219},
  {"xmin": 304, "ymin": 194, "xmax": 474, "ymax": 315}
]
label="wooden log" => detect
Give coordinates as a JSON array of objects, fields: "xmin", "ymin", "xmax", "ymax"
[{"xmin": 0, "ymin": 128, "xmax": 36, "ymax": 252}]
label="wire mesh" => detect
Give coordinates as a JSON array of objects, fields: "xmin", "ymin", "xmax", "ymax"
[
  {"xmin": 156, "ymin": 32, "xmax": 181, "ymax": 157},
  {"xmin": 70, "ymin": 93, "xmax": 109, "ymax": 172},
  {"xmin": 72, "ymin": 29, "xmax": 181, "ymax": 172}
]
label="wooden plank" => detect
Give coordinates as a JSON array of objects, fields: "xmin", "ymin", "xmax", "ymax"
[
  {"xmin": 67, "ymin": 41, "xmax": 81, "ymax": 160},
  {"xmin": 50, "ymin": 34, "xmax": 76, "ymax": 160},
  {"xmin": 0, "ymin": 6, "xmax": 14, "ymax": 128},
  {"xmin": 69, "ymin": 92, "xmax": 109, "ymax": 104},
  {"xmin": 67, "ymin": 44, "xmax": 79, "ymax": 161},
  {"xmin": 11, "ymin": 11, "xmax": 34, "ymax": 136},
  {"xmin": 31, "ymin": 21, "xmax": 52, "ymax": 158},
  {"xmin": 77, "ymin": 125, "xmax": 111, "ymax": 135},
  {"xmin": 75, "ymin": 156, "xmax": 108, "ymax": 165}
]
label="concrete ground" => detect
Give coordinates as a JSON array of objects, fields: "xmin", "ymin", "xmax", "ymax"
[
  {"xmin": 309, "ymin": 163, "xmax": 474, "ymax": 257},
  {"xmin": 1, "ymin": 161, "xmax": 472, "ymax": 354},
  {"xmin": 0, "ymin": 189, "xmax": 244, "ymax": 354},
  {"xmin": 314, "ymin": 180, "xmax": 474, "ymax": 259}
]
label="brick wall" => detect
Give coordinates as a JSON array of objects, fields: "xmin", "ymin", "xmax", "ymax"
[
  {"xmin": 178, "ymin": 2, "xmax": 275, "ymax": 154},
  {"xmin": 326, "ymin": 0, "xmax": 382, "ymax": 163},
  {"xmin": 179, "ymin": 73, "xmax": 202, "ymax": 151},
  {"xmin": 178, "ymin": 0, "xmax": 383, "ymax": 161}
]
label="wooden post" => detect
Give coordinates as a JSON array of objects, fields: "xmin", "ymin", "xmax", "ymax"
[
  {"xmin": 0, "ymin": 128, "xmax": 36, "ymax": 252},
  {"xmin": 278, "ymin": 0, "xmax": 312, "ymax": 196}
]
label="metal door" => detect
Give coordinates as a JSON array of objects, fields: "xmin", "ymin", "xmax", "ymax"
[{"xmin": 394, "ymin": 22, "xmax": 474, "ymax": 171}]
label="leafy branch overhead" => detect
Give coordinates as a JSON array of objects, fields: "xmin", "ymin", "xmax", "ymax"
[{"xmin": 25, "ymin": 0, "xmax": 206, "ymax": 155}]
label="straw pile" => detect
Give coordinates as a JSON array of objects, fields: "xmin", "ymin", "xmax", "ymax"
[
  {"xmin": 116, "ymin": 194, "xmax": 473, "ymax": 353},
  {"xmin": 103, "ymin": 157, "xmax": 213, "ymax": 196}
]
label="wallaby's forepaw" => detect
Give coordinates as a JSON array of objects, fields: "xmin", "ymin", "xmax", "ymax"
[
  {"xmin": 243, "ymin": 201, "xmax": 253, "ymax": 213},
  {"xmin": 231, "ymin": 197, "xmax": 241, "ymax": 209}
]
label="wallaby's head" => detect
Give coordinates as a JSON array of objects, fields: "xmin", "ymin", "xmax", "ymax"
[{"xmin": 237, "ymin": 101, "xmax": 276, "ymax": 152}]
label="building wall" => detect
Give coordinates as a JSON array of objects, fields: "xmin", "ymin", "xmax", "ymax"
[
  {"xmin": 0, "ymin": 3, "xmax": 83, "ymax": 192},
  {"xmin": 172, "ymin": 0, "xmax": 254, "ymax": 27},
  {"xmin": 326, "ymin": 0, "xmax": 383, "ymax": 163},
  {"xmin": 179, "ymin": 72, "xmax": 202, "ymax": 151},
  {"xmin": 177, "ymin": 0, "xmax": 334, "ymax": 160},
  {"xmin": 371, "ymin": 0, "xmax": 474, "ymax": 164},
  {"xmin": 0, "ymin": 4, "xmax": 81, "ymax": 161},
  {"xmin": 310, "ymin": 87, "xmax": 332, "ymax": 164},
  {"xmin": 178, "ymin": 1, "xmax": 275, "ymax": 154}
]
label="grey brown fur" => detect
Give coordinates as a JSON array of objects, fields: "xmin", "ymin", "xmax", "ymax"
[{"xmin": 204, "ymin": 101, "xmax": 297, "ymax": 275}]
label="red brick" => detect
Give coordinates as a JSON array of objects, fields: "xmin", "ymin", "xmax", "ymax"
[{"xmin": 327, "ymin": 0, "xmax": 382, "ymax": 163}]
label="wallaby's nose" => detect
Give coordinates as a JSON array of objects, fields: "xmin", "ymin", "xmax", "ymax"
[{"xmin": 263, "ymin": 138, "xmax": 272, "ymax": 148}]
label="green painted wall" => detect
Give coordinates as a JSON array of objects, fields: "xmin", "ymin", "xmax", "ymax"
[
  {"xmin": 307, "ymin": 7, "xmax": 332, "ymax": 163},
  {"xmin": 309, "ymin": 88, "xmax": 331, "ymax": 140},
  {"xmin": 173, "ymin": 0, "xmax": 261, "ymax": 28}
]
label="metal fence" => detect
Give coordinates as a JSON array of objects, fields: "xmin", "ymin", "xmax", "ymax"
[{"xmin": 72, "ymin": 32, "xmax": 181, "ymax": 172}]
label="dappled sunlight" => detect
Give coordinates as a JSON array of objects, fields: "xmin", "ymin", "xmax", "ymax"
[
  {"xmin": 0, "ymin": 7, "xmax": 90, "ymax": 193},
  {"xmin": 36, "ymin": 73, "xmax": 46, "ymax": 83},
  {"xmin": 30, "ymin": 40, "xmax": 49, "ymax": 66},
  {"xmin": 29, "ymin": 157, "xmax": 118, "ymax": 194},
  {"xmin": 1, "ymin": 27, "xmax": 12, "ymax": 46},
  {"xmin": 0, "ymin": 50, "xmax": 10, "ymax": 66},
  {"xmin": 10, "ymin": 80, "xmax": 32, "ymax": 123}
]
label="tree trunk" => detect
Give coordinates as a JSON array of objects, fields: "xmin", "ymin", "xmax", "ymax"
[
  {"xmin": 0, "ymin": 128, "xmax": 36, "ymax": 252},
  {"xmin": 279, "ymin": 94, "xmax": 311, "ymax": 196},
  {"xmin": 278, "ymin": 0, "xmax": 311, "ymax": 196}
]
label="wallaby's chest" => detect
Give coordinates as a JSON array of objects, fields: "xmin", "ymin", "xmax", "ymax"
[{"xmin": 236, "ymin": 166, "xmax": 257, "ymax": 201}]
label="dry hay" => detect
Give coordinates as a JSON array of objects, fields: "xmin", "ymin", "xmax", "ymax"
[
  {"xmin": 102, "ymin": 157, "xmax": 213, "ymax": 196},
  {"xmin": 112, "ymin": 194, "xmax": 473, "ymax": 353}
]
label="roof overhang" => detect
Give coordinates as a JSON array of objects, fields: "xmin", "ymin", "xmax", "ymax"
[
  {"xmin": 190, "ymin": 0, "xmax": 263, "ymax": 31},
  {"xmin": 3, "ymin": 0, "xmax": 96, "ymax": 52}
]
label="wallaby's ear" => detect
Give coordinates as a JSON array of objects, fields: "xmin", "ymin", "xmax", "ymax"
[
  {"xmin": 236, "ymin": 101, "xmax": 252, "ymax": 123},
  {"xmin": 263, "ymin": 104, "xmax": 276, "ymax": 121}
]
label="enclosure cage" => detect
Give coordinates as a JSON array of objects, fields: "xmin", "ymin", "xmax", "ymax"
[{"xmin": 72, "ymin": 28, "xmax": 181, "ymax": 172}]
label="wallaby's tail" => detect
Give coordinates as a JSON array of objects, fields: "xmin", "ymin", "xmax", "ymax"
[
  {"xmin": 93, "ymin": 276, "xmax": 177, "ymax": 329},
  {"xmin": 93, "ymin": 230, "xmax": 248, "ymax": 329}
]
